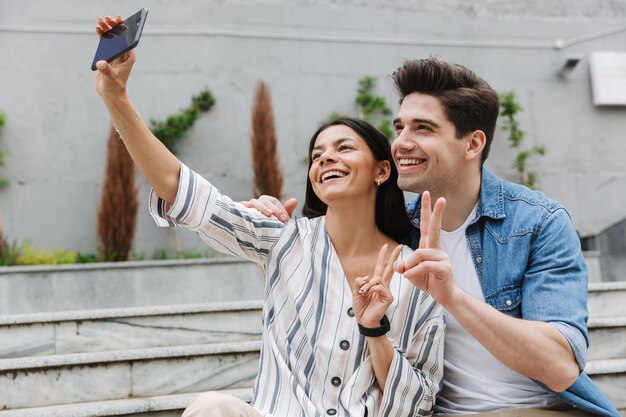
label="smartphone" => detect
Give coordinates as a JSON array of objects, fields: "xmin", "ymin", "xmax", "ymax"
[{"xmin": 91, "ymin": 8, "xmax": 149, "ymax": 71}]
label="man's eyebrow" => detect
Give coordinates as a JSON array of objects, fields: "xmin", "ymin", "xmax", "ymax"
[
  {"xmin": 393, "ymin": 118, "xmax": 441, "ymax": 129},
  {"xmin": 312, "ymin": 137, "xmax": 355, "ymax": 151}
]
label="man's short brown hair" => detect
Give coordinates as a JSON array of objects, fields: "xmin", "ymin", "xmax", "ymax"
[{"xmin": 392, "ymin": 57, "xmax": 500, "ymax": 164}]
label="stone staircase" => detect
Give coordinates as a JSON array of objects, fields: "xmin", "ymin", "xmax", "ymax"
[
  {"xmin": 0, "ymin": 259, "xmax": 624, "ymax": 416},
  {"xmin": 0, "ymin": 300, "xmax": 262, "ymax": 416},
  {"xmin": 587, "ymin": 281, "xmax": 626, "ymax": 413}
]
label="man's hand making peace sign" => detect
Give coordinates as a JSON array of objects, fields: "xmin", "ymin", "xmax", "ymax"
[{"xmin": 394, "ymin": 191, "xmax": 458, "ymax": 307}]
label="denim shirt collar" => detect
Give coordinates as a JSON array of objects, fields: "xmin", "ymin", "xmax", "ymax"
[
  {"xmin": 476, "ymin": 167, "xmax": 506, "ymax": 221},
  {"xmin": 406, "ymin": 167, "xmax": 505, "ymax": 227}
]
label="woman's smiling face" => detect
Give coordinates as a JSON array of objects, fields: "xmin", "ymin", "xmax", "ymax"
[{"xmin": 308, "ymin": 125, "xmax": 382, "ymax": 206}]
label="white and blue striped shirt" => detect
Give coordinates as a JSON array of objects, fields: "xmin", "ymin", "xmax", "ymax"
[{"xmin": 150, "ymin": 164, "xmax": 445, "ymax": 417}]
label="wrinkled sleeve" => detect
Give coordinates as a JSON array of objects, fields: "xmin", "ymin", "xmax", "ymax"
[
  {"xmin": 379, "ymin": 296, "xmax": 445, "ymax": 416},
  {"xmin": 523, "ymin": 207, "xmax": 589, "ymax": 371},
  {"xmin": 149, "ymin": 163, "xmax": 285, "ymax": 266}
]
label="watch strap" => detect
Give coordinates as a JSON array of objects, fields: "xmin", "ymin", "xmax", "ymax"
[{"xmin": 358, "ymin": 315, "xmax": 390, "ymax": 337}]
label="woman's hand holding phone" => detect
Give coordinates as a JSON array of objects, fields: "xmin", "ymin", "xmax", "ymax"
[
  {"xmin": 96, "ymin": 14, "xmax": 124, "ymax": 38},
  {"xmin": 92, "ymin": 11, "xmax": 183, "ymax": 206},
  {"xmin": 95, "ymin": 15, "xmax": 125, "ymax": 38},
  {"xmin": 94, "ymin": 15, "xmax": 135, "ymax": 105}
]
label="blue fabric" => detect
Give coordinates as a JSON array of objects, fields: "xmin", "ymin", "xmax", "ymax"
[{"xmin": 404, "ymin": 167, "xmax": 619, "ymax": 417}]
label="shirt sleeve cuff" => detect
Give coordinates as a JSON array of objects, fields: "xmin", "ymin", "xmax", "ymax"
[
  {"xmin": 550, "ymin": 321, "xmax": 588, "ymax": 371},
  {"xmin": 148, "ymin": 162, "xmax": 198, "ymax": 228},
  {"xmin": 378, "ymin": 349, "xmax": 436, "ymax": 416}
]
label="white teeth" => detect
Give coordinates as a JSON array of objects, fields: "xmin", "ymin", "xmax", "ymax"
[
  {"xmin": 321, "ymin": 170, "xmax": 347, "ymax": 182},
  {"xmin": 399, "ymin": 158, "xmax": 425, "ymax": 165}
]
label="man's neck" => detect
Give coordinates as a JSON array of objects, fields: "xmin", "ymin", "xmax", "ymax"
[{"xmin": 435, "ymin": 169, "xmax": 482, "ymax": 232}]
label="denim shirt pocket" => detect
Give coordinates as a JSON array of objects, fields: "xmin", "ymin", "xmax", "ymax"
[{"xmin": 484, "ymin": 285, "xmax": 522, "ymax": 317}]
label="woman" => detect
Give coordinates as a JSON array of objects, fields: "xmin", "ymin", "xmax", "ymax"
[{"xmin": 95, "ymin": 15, "xmax": 444, "ymax": 417}]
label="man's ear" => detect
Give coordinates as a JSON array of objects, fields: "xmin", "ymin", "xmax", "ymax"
[{"xmin": 465, "ymin": 130, "xmax": 486, "ymax": 162}]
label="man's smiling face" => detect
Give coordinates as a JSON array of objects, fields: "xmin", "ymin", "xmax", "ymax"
[{"xmin": 391, "ymin": 92, "xmax": 469, "ymax": 195}]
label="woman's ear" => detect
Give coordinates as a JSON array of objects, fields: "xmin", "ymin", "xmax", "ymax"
[
  {"xmin": 465, "ymin": 130, "xmax": 486, "ymax": 162},
  {"xmin": 376, "ymin": 160, "xmax": 392, "ymax": 184}
]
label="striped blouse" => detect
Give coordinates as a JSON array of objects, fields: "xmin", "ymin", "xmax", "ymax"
[{"xmin": 150, "ymin": 164, "xmax": 445, "ymax": 417}]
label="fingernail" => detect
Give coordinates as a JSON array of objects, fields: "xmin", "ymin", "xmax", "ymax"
[{"xmin": 279, "ymin": 214, "xmax": 288, "ymax": 221}]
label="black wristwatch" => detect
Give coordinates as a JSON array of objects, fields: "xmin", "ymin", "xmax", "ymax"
[{"xmin": 358, "ymin": 315, "xmax": 390, "ymax": 337}]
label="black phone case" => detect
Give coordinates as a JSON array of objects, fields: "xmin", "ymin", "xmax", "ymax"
[{"xmin": 91, "ymin": 8, "xmax": 148, "ymax": 71}]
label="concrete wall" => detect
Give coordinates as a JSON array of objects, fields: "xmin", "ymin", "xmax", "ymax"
[
  {"xmin": 1, "ymin": 0, "xmax": 626, "ymax": 256},
  {"xmin": 0, "ymin": 258, "xmax": 263, "ymax": 314},
  {"xmin": 598, "ymin": 217, "xmax": 626, "ymax": 281}
]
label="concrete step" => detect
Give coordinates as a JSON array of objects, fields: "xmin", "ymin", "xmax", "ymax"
[
  {"xmin": 0, "ymin": 258, "xmax": 264, "ymax": 315},
  {"xmin": 0, "ymin": 301, "xmax": 263, "ymax": 359},
  {"xmin": 0, "ymin": 341, "xmax": 260, "ymax": 411},
  {"xmin": 0, "ymin": 258, "xmax": 618, "ymax": 316},
  {"xmin": 588, "ymin": 317, "xmax": 626, "ymax": 361},
  {"xmin": 1, "ymin": 362, "xmax": 620, "ymax": 417},
  {"xmin": 587, "ymin": 358, "xmax": 626, "ymax": 409},
  {"xmin": 588, "ymin": 281, "xmax": 626, "ymax": 319},
  {"xmin": 0, "ymin": 388, "xmax": 252, "ymax": 417},
  {"xmin": 583, "ymin": 251, "xmax": 602, "ymax": 283}
]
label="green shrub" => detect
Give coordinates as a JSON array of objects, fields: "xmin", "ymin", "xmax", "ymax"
[
  {"xmin": 16, "ymin": 242, "xmax": 77, "ymax": 265},
  {"xmin": 150, "ymin": 89, "xmax": 216, "ymax": 154},
  {"xmin": 325, "ymin": 77, "xmax": 393, "ymax": 140},
  {"xmin": 0, "ymin": 240, "xmax": 19, "ymax": 266},
  {"xmin": 152, "ymin": 248, "xmax": 170, "ymax": 260},
  {"xmin": 151, "ymin": 248, "xmax": 216, "ymax": 260},
  {"xmin": 500, "ymin": 91, "xmax": 545, "ymax": 189},
  {"xmin": 179, "ymin": 249, "xmax": 215, "ymax": 259},
  {"xmin": 75, "ymin": 252, "xmax": 99, "ymax": 264},
  {"xmin": 356, "ymin": 76, "xmax": 394, "ymax": 140},
  {"xmin": 0, "ymin": 110, "xmax": 8, "ymax": 187},
  {"xmin": 130, "ymin": 251, "xmax": 145, "ymax": 261}
]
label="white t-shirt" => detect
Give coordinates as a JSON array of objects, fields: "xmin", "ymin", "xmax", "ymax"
[{"xmin": 434, "ymin": 205, "xmax": 561, "ymax": 414}]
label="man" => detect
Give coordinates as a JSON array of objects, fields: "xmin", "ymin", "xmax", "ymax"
[{"xmin": 247, "ymin": 58, "xmax": 619, "ymax": 416}]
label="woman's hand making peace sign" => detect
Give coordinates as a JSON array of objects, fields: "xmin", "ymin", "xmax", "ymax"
[{"xmin": 351, "ymin": 244, "xmax": 403, "ymax": 329}]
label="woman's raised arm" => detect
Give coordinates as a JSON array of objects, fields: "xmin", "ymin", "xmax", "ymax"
[{"xmin": 94, "ymin": 15, "xmax": 180, "ymax": 204}]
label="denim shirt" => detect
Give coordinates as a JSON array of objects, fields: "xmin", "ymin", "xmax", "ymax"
[{"xmin": 404, "ymin": 168, "xmax": 619, "ymax": 417}]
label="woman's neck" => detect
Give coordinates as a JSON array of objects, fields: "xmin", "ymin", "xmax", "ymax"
[{"xmin": 324, "ymin": 197, "xmax": 393, "ymax": 259}]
